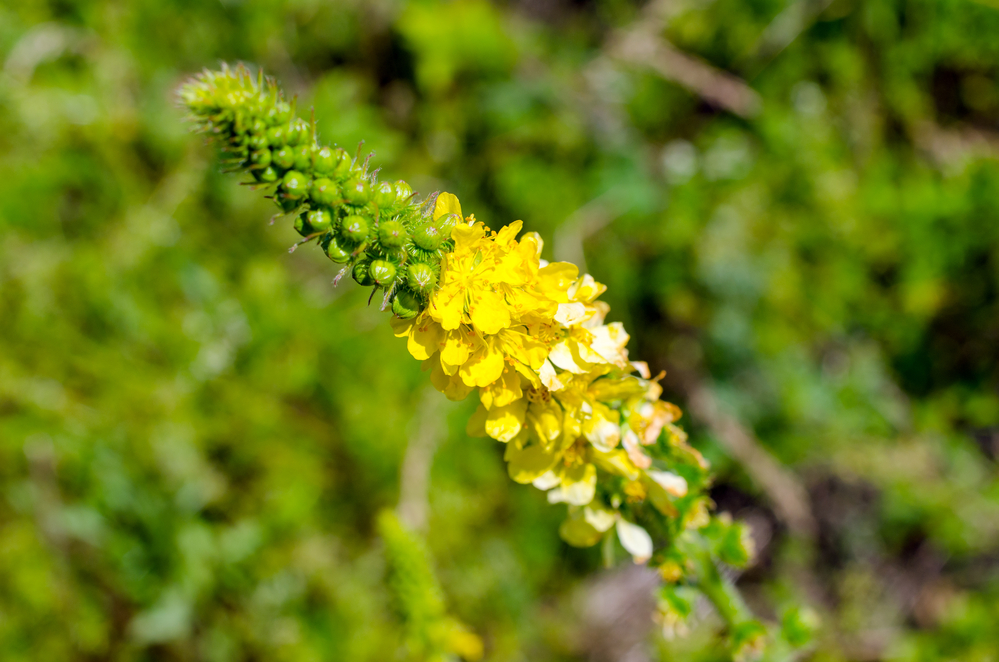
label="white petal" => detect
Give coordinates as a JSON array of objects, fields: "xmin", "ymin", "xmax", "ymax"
[
  {"xmin": 532, "ymin": 470, "xmax": 561, "ymax": 490},
  {"xmin": 554, "ymin": 302, "xmax": 587, "ymax": 327},
  {"xmin": 616, "ymin": 519, "xmax": 653, "ymax": 564},
  {"xmin": 584, "ymin": 506, "xmax": 617, "ymax": 532},
  {"xmin": 538, "ymin": 359, "xmax": 564, "ymax": 391},
  {"xmin": 548, "ymin": 341, "xmax": 587, "ymax": 374},
  {"xmin": 647, "ymin": 470, "xmax": 688, "ymax": 497}
]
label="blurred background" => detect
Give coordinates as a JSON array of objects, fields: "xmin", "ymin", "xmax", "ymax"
[{"xmin": 2, "ymin": 0, "xmax": 999, "ymax": 660}]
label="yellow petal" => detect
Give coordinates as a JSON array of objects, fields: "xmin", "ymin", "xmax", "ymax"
[
  {"xmin": 407, "ymin": 317, "xmax": 444, "ymax": 361},
  {"xmin": 547, "ymin": 463, "xmax": 596, "ymax": 506},
  {"xmin": 480, "ymin": 367, "xmax": 523, "ymax": 410},
  {"xmin": 434, "ymin": 191, "xmax": 462, "ymax": 220},
  {"xmin": 485, "ymin": 399, "xmax": 528, "ymax": 442},
  {"xmin": 430, "ymin": 360, "xmax": 474, "ymax": 401},
  {"xmin": 527, "ymin": 399, "xmax": 563, "ymax": 444},
  {"xmin": 559, "ymin": 513, "xmax": 603, "ymax": 548},
  {"xmin": 537, "ymin": 262, "xmax": 579, "ymax": 302},
  {"xmin": 390, "ymin": 315, "xmax": 414, "ymax": 338},
  {"xmin": 504, "ymin": 439, "xmax": 559, "ymax": 484},
  {"xmin": 468, "ymin": 288, "xmax": 511, "ymax": 336},
  {"xmin": 466, "ymin": 403, "xmax": 488, "ymax": 437},
  {"xmin": 441, "ymin": 328, "xmax": 476, "ymax": 367},
  {"xmin": 591, "ymin": 449, "xmax": 640, "ymax": 481},
  {"xmin": 459, "ymin": 341, "xmax": 505, "ymax": 387},
  {"xmin": 431, "ymin": 284, "xmax": 466, "ymax": 331},
  {"xmin": 494, "ymin": 220, "xmax": 523, "ymax": 244}
]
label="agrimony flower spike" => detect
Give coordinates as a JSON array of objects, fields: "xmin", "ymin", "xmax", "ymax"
[
  {"xmin": 378, "ymin": 510, "xmax": 484, "ymax": 661},
  {"xmin": 181, "ymin": 64, "xmax": 810, "ymax": 660}
]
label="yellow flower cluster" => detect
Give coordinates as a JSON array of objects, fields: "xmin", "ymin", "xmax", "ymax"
[{"xmin": 393, "ymin": 193, "xmax": 707, "ymax": 562}]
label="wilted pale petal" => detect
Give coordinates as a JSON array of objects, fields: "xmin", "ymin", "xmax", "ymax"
[
  {"xmin": 532, "ymin": 470, "xmax": 561, "ymax": 490},
  {"xmin": 548, "ymin": 341, "xmax": 587, "ymax": 374},
  {"xmin": 616, "ymin": 519, "xmax": 653, "ymax": 564},
  {"xmin": 584, "ymin": 505, "xmax": 617, "ymax": 532},
  {"xmin": 647, "ymin": 470, "xmax": 688, "ymax": 497},
  {"xmin": 538, "ymin": 359, "xmax": 564, "ymax": 391},
  {"xmin": 554, "ymin": 302, "xmax": 587, "ymax": 327}
]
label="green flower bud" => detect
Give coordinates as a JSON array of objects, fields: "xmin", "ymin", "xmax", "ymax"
[
  {"xmin": 369, "ymin": 259, "xmax": 398, "ymax": 287},
  {"xmin": 247, "ymin": 133, "xmax": 268, "ymax": 151},
  {"xmin": 275, "ymin": 194, "xmax": 299, "ymax": 212},
  {"xmin": 305, "ymin": 209, "xmax": 333, "ymax": 233},
  {"xmin": 339, "ymin": 214, "xmax": 370, "ymax": 244},
  {"xmin": 255, "ymin": 166, "xmax": 278, "ymax": 183},
  {"xmin": 249, "ymin": 148, "xmax": 272, "ymax": 169},
  {"xmin": 272, "ymin": 146, "xmax": 295, "ymax": 171},
  {"xmin": 412, "ymin": 222, "xmax": 443, "ymax": 250},
  {"xmin": 312, "ymin": 146, "xmax": 338, "ymax": 176},
  {"xmin": 322, "ymin": 233, "xmax": 352, "ymax": 263},
  {"xmin": 352, "ymin": 260, "xmax": 373, "ymax": 286},
  {"xmin": 265, "ymin": 124, "xmax": 285, "ymax": 147},
  {"xmin": 332, "ymin": 147, "xmax": 353, "ymax": 177},
  {"xmin": 309, "ymin": 178, "xmax": 339, "ymax": 207},
  {"xmin": 292, "ymin": 144, "xmax": 311, "ymax": 171},
  {"xmin": 285, "ymin": 118, "xmax": 309, "ymax": 146},
  {"xmin": 342, "ymin": 176, "xmax": 371, "ymax": 206},
  {"xmin": 374, "ymin": 181, "xmax": 396, "ymax": 209},
  {"xmin": 265, "ymin": 102, "xmax": 291, "ymax": 126},
  {"xmin": 394, "ymin": 179, "xmax": 414, "ymax": 205},
  {"xmin": 407, "ymin": 263, "xmax": 437, "ymax": 293},
  {"xmin": 378, "ymin": 219, "xmax": 407, "ymax": 248},
  {"xmin": 280, "ymin": 170, "xmax": 310, "ymax": 200},
  {"xmin": 391, "ymin": 289, "xmax": 421, "ymax": 319}
]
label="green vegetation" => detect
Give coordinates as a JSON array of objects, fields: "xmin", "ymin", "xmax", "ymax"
[{"xmin": 1, "ymin": 1, "xmax": 998, "ymax": 660}]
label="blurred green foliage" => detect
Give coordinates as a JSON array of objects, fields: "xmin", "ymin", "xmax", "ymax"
[{"xmin": 1, "ymin": 0, "xmax": 998, "ymax": 660}]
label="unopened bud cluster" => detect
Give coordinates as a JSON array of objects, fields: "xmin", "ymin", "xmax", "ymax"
[{"xmin": 179, "ymin": 63, "xmax": 457, "ymax": 318}]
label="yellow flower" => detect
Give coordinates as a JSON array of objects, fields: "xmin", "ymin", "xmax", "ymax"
[{"xmin": 393, "ymin": 191, "xmax": 704, "ymax": 556}]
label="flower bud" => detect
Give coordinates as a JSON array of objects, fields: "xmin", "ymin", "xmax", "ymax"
[
  {"xmin": 370, "ymin": 259, "xmax": 398, "ymax": 287},
  {"xmin": 285, "ymin": 118, "xmax": 309, "ymax": 146},
  {"xmin": 391, "ymin": 289, "xmax": 421, "ymax": 319},
  {"xmin": 272, "ymin": 146, "xmax": 295, "ymax": 171},
  {"xmin": 255, "ymin": 166, "xmax": 278, "ymax": 183},
  {"xmin": 280, "ymin": 171, "xmax": 309, "ymax": 200},
  {"xmin": 292, "ymin": 145, "xmax": 312, "ymax": 171},
  {"xmin": 412, "ymin": 222, "xmax": 443, "ymax": 250},
  {"xmin": 406, "ymin": 263, "xmax": 437, "ymax": 293},
  {"xmin": 247, "ymin": 133, "xmax": 268, "ymax": 151},
  {"xmin": 249, "ymin": 148, "xmax": 271, "ymax": 169},
  {"xmin": 322, "ymin": 233, "xmax": 352, "ymax": 263},
  {"xmin": 309, "ymin": 178, "xmax": 339, "ymax": 207},
  {"xmin": 342, "ymin": 176, "xmax": 371, "ymax": 206},
  {"xmin": 378, "ymin": 219, "xmax": 407, "ymax": 248},
  {"xmin": 265, "ymin": 124, "xmax": 285, "ymax": 147},
  {"xmin": 436, "ymin": 213, "xmax": 460, "ymax": 239},
  {"xmin": 312, "ymin": 146, "xmax": 338, "ymax": 176},
  {"xmin": 352, "ymin": 260, "xmax": 373, "ymax": 286},
  {"xmin": 265, "ymin": 102, "xmax": 291, "ymax": 126},
  {"xmin": 374, "ymin": 181, "xmax": 396, "ymax": 209},
  {"xmin": 303, "ymin": 209, "xmax": 332, "ymax": 234},
  {"xmin": 394, "ymin": 180, "xmax": 414, "ymax": 204},
  {"xmin": 339, "ymin": 215, "xmax": 370, "ymax": 244}
]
